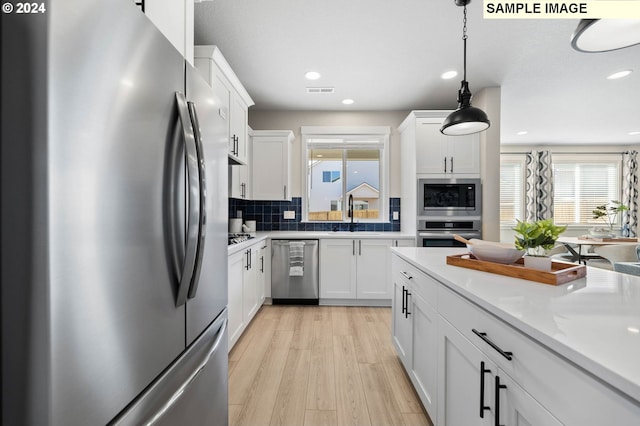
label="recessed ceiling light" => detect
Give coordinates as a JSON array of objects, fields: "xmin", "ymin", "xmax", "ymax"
[
  {"xmin": 607, "ymin": 69, "xmax": 633, "ymax": 80},
  {"xmin": 342, "ymin": 99, "xmax": 355, "ymax": 105},
  {"xmin": 628, "ymin": 326, "xmax": 640, "ymax": 334},
  {"xmin": 629, "ymin": 131, "xmax": 640, "ymax": 135},
  {"xmin": 316, "ymin": 154, "xmax": 323, "ymax": 157},
  {"xmin": 517, "ymin": 131, "xmax": 528, "ymax": 135},
  {"xmin": 304, "ymin": 71, "xmax": 321, "ymax": 80},
  {"xmin": 441, "ymin": 70, "xmax": 458, "ymax": 80}
]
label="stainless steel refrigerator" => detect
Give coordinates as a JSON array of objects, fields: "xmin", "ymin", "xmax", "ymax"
[{"xmin": 1, "ymin": 0, "xmax": 229, "ymax": 424}]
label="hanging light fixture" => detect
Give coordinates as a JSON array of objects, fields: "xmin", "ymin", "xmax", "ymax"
[
  {"xmin": 441, "ymin": 0, "xmax": 490, "ymax": 136},
  {"xmin": 571, "ymin": 19, "xmax": 640, "ymax": 53}
]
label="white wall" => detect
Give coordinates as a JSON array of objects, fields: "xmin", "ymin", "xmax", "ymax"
[
  {"xmin": 475, "ymin": 87, "xmax": 501, "ymax": 242},
  {"xmin": 248, "ymin": 110, "xmax": 409, "ymax": 198}
]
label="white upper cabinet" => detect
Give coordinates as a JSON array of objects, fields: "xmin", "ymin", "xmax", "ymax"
[
  {"xmin": 194, "ymin": 45, "xmax": 254, "ymax": 165},
  {"xmin": 250, "ymin": 130, "xmax": 294, "ymax": 201},
  {"xmin": 144, "ymin": 0, "xmax": 194, "ymax": 64},
  {"xmin": 400, "ymin": 111, "xmax": 480, "ymax": 177}
]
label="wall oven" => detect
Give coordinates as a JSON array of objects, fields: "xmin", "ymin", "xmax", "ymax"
[
  {"xmin": 417, "ymin": 219, "xmax": 481, "ymax": 248},
  {"xmin": 417, "ymin": 178, "xmax": 482, "ymax": 217}
]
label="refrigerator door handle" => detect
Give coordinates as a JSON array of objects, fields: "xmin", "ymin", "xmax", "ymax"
[
  {"xmin": 143, "ymin": 318, "xmax": 228, "ymax": 426},
  {"xmin": 174, "ymin": 92, "xmax": 200, "ymax": 307},
  {"xmin": 186, "ymin": 101, "xmax": 207, "ymax": 300}
]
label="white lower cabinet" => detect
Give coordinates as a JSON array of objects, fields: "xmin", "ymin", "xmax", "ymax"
[
  {"xmin": 393, "ymin": 253, "xmax": 640, "ymax": 426},
  {"xmin": 228, "ymin": 240, "xmax": 265, "ymax": 350},
  {"xmin": 437, "ymin": 317, "xmax": 560, "ymax": 426},
  {"xmin": 227, "ymin": 250, "xmax": 245, "ymax": 349},
  {"xmin": 320, "ymin": 238, "xmax": 394, "ymax": 301},
  {"xmin": 391, "ymin": 256, "xmax": 438, "ymax": 419}
]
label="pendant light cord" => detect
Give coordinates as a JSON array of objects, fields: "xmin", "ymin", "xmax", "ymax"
[{"xmin": 462, "ymin": 4, "xmax": 468, "ymax": 82}]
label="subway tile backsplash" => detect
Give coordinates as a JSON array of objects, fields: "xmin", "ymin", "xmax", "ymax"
[{"xmin": 229, "ymin": 197, "xmax": 401, "ymax": 232}]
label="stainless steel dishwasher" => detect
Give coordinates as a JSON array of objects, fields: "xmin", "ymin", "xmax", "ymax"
[{"xmin": 271, "ymin": 239, "xmax": 319, "ymax": 305}]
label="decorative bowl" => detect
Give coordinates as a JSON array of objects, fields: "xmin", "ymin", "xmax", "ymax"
[{"xmin": 467, "ymin": 242, "xmax": 524, "ymax": 264}]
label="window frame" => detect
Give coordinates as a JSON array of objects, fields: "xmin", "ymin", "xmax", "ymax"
[{"xmin": 301, "ymin": 126, "xmax": 390, "ymax": 223}]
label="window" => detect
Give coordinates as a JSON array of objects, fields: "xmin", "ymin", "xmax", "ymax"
[
  {"xmin": 499, "ymin": 152, "xmax": 623, "ymax": 228},
  {"xmin": 301, "ymin": 127, "xmax": 390, "ymax": 222},
  {"xmin": 553, "ymin": 154, "xmax": 622, "ymax": 226},
  {"xmin": 500, "ymin": 155, "xmax": 525, "ymax": 225}
]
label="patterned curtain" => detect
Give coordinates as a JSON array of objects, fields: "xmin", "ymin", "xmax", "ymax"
[
  {"xmin": 525, "ymin": 150, "xmax": 554, "ymax": 222},
  {"xmin": 622, "ymin": 150, "xmax": 638, "ymax": 237}
]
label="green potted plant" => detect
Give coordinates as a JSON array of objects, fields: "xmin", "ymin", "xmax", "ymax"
[
  {"xmin": 591, "ymin": 200, "xmax": 628, "ymax": 237},
  {"xmin": 513, "ymin": 219, "xmax": 567, "ymax": 270}
]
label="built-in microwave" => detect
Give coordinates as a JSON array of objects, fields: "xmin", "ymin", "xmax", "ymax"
[{"xmin": 417, "ymin": 178, "xmax": 482, "ymax": 217}]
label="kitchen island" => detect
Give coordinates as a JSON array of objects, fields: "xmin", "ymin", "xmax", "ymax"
[{"xmin": 391, "ymin": 247, "xmax": 640, "ymax": 426}]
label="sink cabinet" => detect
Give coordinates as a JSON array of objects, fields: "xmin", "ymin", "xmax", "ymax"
[{"xmin": 320, "ymin": 237, "xmax": 413, "ymax": 303}]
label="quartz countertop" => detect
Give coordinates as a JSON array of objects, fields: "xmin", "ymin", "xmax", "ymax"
[{"xmin": 391, "ymin": 247, "xmax": 640, "ymax": 404}]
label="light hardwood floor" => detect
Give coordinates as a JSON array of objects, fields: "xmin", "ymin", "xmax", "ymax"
[{"xmin": 228, "ymin": 305, "xmax": 433, "ymax": 426}]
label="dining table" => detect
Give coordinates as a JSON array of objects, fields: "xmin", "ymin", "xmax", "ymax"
[{"xmin": 556, "ymin": 236, "xmax": 640, "ymax": 264}]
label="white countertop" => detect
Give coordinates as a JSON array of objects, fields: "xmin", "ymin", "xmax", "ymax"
[
  {"xmin": 391, "ymin": 247, "xmax": 640, "ymax": 404},
  {"xmin": 227, "ymin": 231, "xmax": 414, "ymax": 254}
]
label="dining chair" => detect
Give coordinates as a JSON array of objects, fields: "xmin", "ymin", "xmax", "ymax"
[{"xmin": 588, "ymin": 245, "xmax": 639, "ymax": 270}]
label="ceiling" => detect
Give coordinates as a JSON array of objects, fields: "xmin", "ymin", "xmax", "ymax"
[{"xmin": 194, "ymin": 0, "xmax": 640, "ymax": 145}]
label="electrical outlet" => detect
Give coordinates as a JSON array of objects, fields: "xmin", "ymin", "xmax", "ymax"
[
  {"xmin": 284, "ymin": 210, "xmax": 295, "ymax": 220},
  {"xmin": 393, "ymin": 211, "xmax": 399, "ymax": 220}
]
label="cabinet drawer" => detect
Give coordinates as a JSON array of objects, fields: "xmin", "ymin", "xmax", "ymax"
[
  {"xmin": 392, "ymin": 256, "xmax": 436, "ymax": 308},
  {"xmin": 438, "ymin": 285, "xmax": 640, "ymax": 425}
]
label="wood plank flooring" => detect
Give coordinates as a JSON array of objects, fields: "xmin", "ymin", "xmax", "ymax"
[{"xmin": 228, "ymin": 305, "xmax": 432, "ymax": 426}]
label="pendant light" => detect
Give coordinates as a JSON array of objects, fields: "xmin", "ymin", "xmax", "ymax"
[
  {"xmin": 571, "ymin": 19, "xmax": 640, "ymax": 53},
  {"xmin": 441, "ymin": 0, "xmax": 490, "ymax": 136}
]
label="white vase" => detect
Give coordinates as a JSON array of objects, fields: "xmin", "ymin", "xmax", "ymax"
[{"xmin": 524, "ymin": 256, "xmax": 552, "ymax": 271}]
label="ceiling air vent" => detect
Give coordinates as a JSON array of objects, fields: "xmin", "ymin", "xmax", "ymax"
[{"xmin": 306, "ymin": 87, "xmax": 335, "ymax": 94}]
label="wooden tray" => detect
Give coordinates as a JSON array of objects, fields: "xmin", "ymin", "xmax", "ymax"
[
  {"xmin": 446, "ymin": 254, "xmax": 586, "ymax": 285},
  {"xmin": 577, "ymin": 236, "xmax": 638, "ymax": 242}
]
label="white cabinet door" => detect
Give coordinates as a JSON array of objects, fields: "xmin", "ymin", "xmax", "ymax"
[
  {"xmin": 251, "ymin": 132, "xmax": 294, "ymax": 201},
  {"xmin": 392, "ymin": 279, "xmax": 412, "ymax": 367},
  {"xmin": 228, "ymin": 250, "xmax": 245, "ymax": 350},
  {"xmin": 410, "ymin": 290, "xmax": 438, "ymax": 419},
  {"xmin": 319, "ymin": 239, "xmax": 357, "ymax": 299},
  {"xmin": 416, "ymin": 118, "xmax": 450, "ymax": 175},
  {"xmin": 230, "ymin": 94, "xmax": 248, "ymax": 164},
  {"xmin": 393, "ymin": 238, "xmax": 415, "ymax": 247},
  {"xmin": 437, "ymin": 317, "xmax": 494, "ymax": 426},
  {"xmin": 356, "ymin": 239, "xmax": 392, "ymax": 299},
  {"xmin": 496, "ymin": 371, "xmax": 562, "ymax": 426},
  {"xmin": 229, "ymin": 165, "xmax": 248, "ymax": 199},
  {"xmin": 415, "ymin": 118, "xmax": 480, "ymax": 175},
  {"xmin": 256, "ymin": 243, "xmax": 267, "ymax": 305},
  {"xmin": 242, "ymin": 247, "xmax": 259, "ymax": 322}
]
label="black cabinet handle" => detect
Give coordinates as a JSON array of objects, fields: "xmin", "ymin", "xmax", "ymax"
[
  {"xmin": 260, "ymin": 255, "xmax": 264, "ymax": 273},
  {"xmin": 444, "ymin": 157, "xmax": 447, "ymax": 173},
  {"xmin": 495, "ymin": 376, "xmax": 507, "ymax": 426},
  {"xmin": 479, "ymin": 361, "xmax": 491, "ymax": 418},
  {"xmin": 450, "ymin": 156, "xmax": 454, "ymax": 173},
  {"xmin": 401, "ymin": 286, "xmax": 407, "ymax": 315},
  {"xmin": 472, "ymin": 329, "xmax": 513, "ymax": 361},
  {"xmin": 245, "ymin": 249, "xmax": 249, "ymax": 270},
  {"xmin": 405, "ymin": 290, "xmax": 411, "ymax": 318},
  {"xmin": 248, "ymin": 248, "xmax": 252, "ymax": 269}
]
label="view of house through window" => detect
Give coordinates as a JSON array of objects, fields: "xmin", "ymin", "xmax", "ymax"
[{"xmin": 303, "ymin": 128, "xmax": 389, "ymax": 222}]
